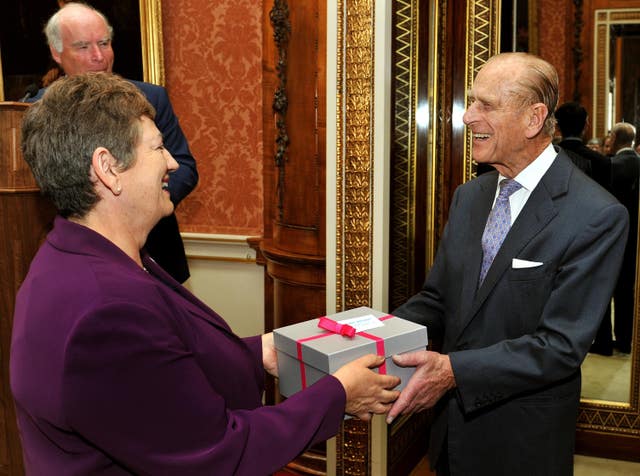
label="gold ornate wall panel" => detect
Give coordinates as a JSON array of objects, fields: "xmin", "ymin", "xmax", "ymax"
[
  {"xmin": 389, "ymin": 0, "xmax": 420, "ymax": 310},
  {"xmin": 140, "ymin": 0, "xmax": 165, "ymax": 85},
  {"xmin": 336, "ymin": 0, "xmax": 375, "ymax": 476},
  {"xmin": 334, "ymin": 1, "xmax": 376, "ymax": 472},
  {"xmin": 591, "ymin": 8, "xmax": 640, "ymax": 139},
  {"xmin": 335, "ymin": 0, "xmax": 376, "ymax": 314},
  {"xmin": 464, "ymin": 0, "xmax": 501, "ymax": 182}
]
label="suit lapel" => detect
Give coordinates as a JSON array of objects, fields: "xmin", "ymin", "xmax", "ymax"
[
  {"xmin": 143, "ymin": 254, "xmax": 235, "ymax": 334},
  {"xmin": 458, "ymin": 176, "xmax": 496, "ymax": 322},
  {"xmin": 459, "ymin": 153, "xmax": 572, "ymax": 335}
]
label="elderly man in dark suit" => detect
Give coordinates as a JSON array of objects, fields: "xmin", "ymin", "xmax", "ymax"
[
  {"xmin": 609, "ymin": 122, "xmax": 640, "ymax": 354},
  {"xmin": 28, "ymin": 2, "xmax": 197, "ymax": 283},
  {"xmin": 386, "ymin": 53, "xmax": 628, "ymax": 476}
]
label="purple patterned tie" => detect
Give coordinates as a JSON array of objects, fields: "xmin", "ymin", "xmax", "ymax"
[{"xmin": 479, "ymin": 179, "xmax": 522, "ymax": 285}]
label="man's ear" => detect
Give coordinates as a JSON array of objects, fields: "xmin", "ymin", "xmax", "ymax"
[
  {"xmin": 91, "ymin": 147, "xmax": 121, "ymax": 196},
  {"xmin": 525, "ymin": 103, "xmax": 548, "ymax": 138},
  {"xmin": 49, "ymin": 45, "xmax": 62, "ymax": 66}
]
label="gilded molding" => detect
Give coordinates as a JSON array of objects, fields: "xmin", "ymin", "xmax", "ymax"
[
  {"xmin": 336, "ymin": 0, "xmax": 375, "ymax": 313},
  {"xmin": 592, "ymin": 9, "xmax": 640, "ymax": 138},
  {"xmin": 592, "ymin": 22, "xmax": 608, "ymax": 138},
  {"xmin": 464, "ymin": 0, "xmax": 500, "ymax": 182},
  {"xmin": 139, "ymin": 0, "xmax": 165, "ymax": 86},
  {"xmin": 335, "ymin": 0, "xmax": 375, "ymax": 473},
  {"xmin": 434, "ymin": 0, "xmax": 447, "ymax": 246},
  {"xmin": 389, "ymin": 0, "xmax": 419, "ymax": 310}
]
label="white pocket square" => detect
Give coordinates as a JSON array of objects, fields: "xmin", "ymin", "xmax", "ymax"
[{"xmin": 512, "ymin": 258, "xmax": 543, "ymax": 269}]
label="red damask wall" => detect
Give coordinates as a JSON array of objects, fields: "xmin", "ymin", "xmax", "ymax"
[
  {"xmin": 537, "ymin": 0, "xmax": 570, "ymax": 102},
  {"xmin": 162, "ymin": 0, "xmax": 264, "ymax": 235}
]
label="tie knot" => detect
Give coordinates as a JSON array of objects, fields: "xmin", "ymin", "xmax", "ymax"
[{"xmin": 498, "ymin": 179, "xmax": 522, "ymax": 199}]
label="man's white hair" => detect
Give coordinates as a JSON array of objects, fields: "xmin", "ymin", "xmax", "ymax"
[{"xmin": 45, "ymin": 2, "xmax": 113, "ymax": 53}]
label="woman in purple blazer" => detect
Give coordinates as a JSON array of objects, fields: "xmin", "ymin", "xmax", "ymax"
[{"xmin": 10, "ymin": 73, "xmax": 400, "ymax": 476}]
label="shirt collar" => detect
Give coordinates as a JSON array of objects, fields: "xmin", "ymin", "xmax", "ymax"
[{"xmin": 499, "ymin": 143, "xmax": 557, "ymax": 192}]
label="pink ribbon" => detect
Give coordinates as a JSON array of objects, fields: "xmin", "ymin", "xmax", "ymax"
[
  {"xmin": 317, "ymin": 316, "xmax": 356, "ymax": 337},
  {"xmin": 295, "ymin": 314, "xmax": 394, "ymax": 389}
]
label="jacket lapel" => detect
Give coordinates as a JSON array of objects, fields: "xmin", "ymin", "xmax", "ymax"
[
  {"xmin": 458, "ymin": 176, "xmax": 496, "ymax": 322},
  {"xmin": 459, "ymin": 152, "xmax": 572, "ymax": 335},
  {"xmin": 143, "ymin": 254, "xmax": 235, "ymax": 334}
]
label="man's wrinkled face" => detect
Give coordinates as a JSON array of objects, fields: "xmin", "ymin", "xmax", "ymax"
[
  {"xmin": 462, "ymin": 58, "xmax": 532, "ymax": 176},
  {"xmin": 51, "ymin": 10, "xmax": 114, "ymax": 75}
]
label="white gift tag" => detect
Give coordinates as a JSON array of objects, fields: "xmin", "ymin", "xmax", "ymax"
[{"xmin": 338, "ymin": 314, "xmax": 385, "ymax": 332}]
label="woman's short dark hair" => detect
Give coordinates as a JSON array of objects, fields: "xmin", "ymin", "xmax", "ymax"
[{"xmin": 22, "ymin": 73, "xmax": 155, "ymax": 218}]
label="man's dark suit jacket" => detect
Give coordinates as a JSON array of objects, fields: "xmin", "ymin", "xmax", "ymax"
[
  {"xmin": 29, "ymin": 80, "xmax": 198, "ymax": 283},
  {"xmin": 559, "ymin": 137, "xmax": 611, "ymax": 190},
  {"xmin": 394, "ymin": 150, "xmax": 628, "ymax": 475},
  {"xmin": 609, "ymin": 148, "xmax": 640, "ymax": 352}
]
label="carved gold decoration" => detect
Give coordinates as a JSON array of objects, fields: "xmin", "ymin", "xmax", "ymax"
[
  {"xmin": 389, "ymin": 0, "xmax": 420, "ymax": 310},
  {"xmin": 464, "ymin": 0, "xmax": 501, "ymax": 182},
  {"xmin": 432, "ymin": 0, "xmax": 449, "ymax": 246},
  {"xmin": 336, "ymin": 0, "xmax": 375, "ymax": 313},
  {"xmin": 335, "ymin": 0, "xmax": 375, "ymax": 473},
  {"xmin": 139, "ymin": 0, "xmax": 165, "ymax": 86},
  {"xmin": 592, "ymin": 9, "xmax": 640, "ymax": 138},
  {"xmin": 592, "ymin": 22, "xmax": 609, "ymax": 138}
]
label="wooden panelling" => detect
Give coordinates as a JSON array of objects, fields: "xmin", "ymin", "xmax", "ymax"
[
  {"xmin": 0, "ymin": 102, "xmax": 56, "ymax": 476},
  {"xmin": 260, "ymin": 1, "xmax": 328, "ymax": 472}
]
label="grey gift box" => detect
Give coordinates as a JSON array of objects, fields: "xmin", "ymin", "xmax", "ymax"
[{"xmin": 273, "ymin": 306, "xmax": 428, "ymax": 397}]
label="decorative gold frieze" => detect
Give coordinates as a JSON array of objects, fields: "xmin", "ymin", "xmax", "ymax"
[{"xmin": 464, "ymin": 0, "xmax": 500, "ymax": 182}]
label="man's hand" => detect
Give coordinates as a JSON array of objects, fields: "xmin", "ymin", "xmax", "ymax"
[{"xmin": 386, "ymin": 350, "xmax": 456, "ymax": 424}]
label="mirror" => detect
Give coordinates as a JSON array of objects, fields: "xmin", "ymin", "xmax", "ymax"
[
  {"xmin": 580, "ymin": 7, "xmax": 640, "ymax": 405},
  {"xmin": 0, "ymin": 0, "xmax": 164, "ymax": 102}
]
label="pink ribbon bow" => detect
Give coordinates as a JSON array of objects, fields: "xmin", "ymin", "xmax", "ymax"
[
  {"xmin": 295, "ymin": 314, "xmax": 395, "ymax": 390},
  {"xmin": 317, "ymin": 317, "xmax": 356, "ymax": 337}
]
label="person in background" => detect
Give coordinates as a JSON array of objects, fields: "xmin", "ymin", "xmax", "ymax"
[
  {"xmin": 554, "ymin": 102, "xmax": 614, "ymax": 355},
  {"xmin": 608, "ymin": 122, "xmax": 640, "ymax": 355},
  {"xmin": 386, "ymin": 53, "xmax": 628, "ymax": 476},
  {"xmin": 10, "ymin": 73, "xmax": 400, "ymax": 476},
  {"xmin": 587, "ymin": 137, "xmax": 603, "ymax": 154},
  {"xmin": 603, "ymin": 133, "xmax": 614, "ymax": 157},
  {"xmin": 27, "ymin": 2, "xmax": 196, "ymax": 283},
  {"xmin": 555, "ymin": 101, "xmax": 611, "ymax": 189}
]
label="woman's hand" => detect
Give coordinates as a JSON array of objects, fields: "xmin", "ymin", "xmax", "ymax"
[
  {"xmin": 261, "ymin": 333, "xmax": 279, "ymax": 377},
  {"xmin": 332, "ymin": 354, "xmax": 401, "ymax": 421}
]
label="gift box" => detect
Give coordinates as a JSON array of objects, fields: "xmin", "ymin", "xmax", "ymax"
[{"xmin": 273, "ymin": 306, "xmax": 428, "ymax": 397}]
